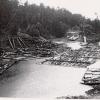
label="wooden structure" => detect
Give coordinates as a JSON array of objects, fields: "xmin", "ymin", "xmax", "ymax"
[
  {"xmin": 67, "ymin": 31, "xmax": 80, "ymax": 41},
  {"xmin": 82, "ymin": 60, "xmax": 100, "ymax": 85},
  {"xmin": 0, "ymin": 36, "xmax": 27, "ymax": 50}
]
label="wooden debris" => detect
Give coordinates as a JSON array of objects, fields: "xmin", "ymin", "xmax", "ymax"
[
  {"xmin": 82, "ymin": 61, "xmax": 100, "ymax": 85},
  {"xmin": 0, "ymin": 38, "xmax": 57, "ymax": 74},
  {"xmin": 43, "ymin": 44, "xmax": 100, "ymax": 67}
]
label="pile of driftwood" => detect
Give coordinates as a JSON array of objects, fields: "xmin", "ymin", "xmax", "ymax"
[
  {"xmin": 0, "ymin": 38, "xmax": 58, "ymax": 74},
  {"xmin": 43, "ymin": 44, "xmax": 100, "ymax": 67},
  {"xmin": 0, "ymin": 58, "xmax": 17, "ymax": 74},
  {"xmin": 30, "ymin": 40, "xmax": 57, "ymax": 57},
  {"xmin": 0, "ymin": 50, "xmax": 27, "ymax": 74}
]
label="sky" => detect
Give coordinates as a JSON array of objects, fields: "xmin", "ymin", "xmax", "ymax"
[{"xmin": 20, "ymin": 0, "xmax": 100, "ymax": 20}]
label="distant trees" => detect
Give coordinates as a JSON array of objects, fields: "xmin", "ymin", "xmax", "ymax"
[
  {"xmin": 0, "ymin": 0, "xmax": 100, "ymax": 40},
  {"xmin": 0, "ymin": 0, "xmax": 19, "ymax": 37}
]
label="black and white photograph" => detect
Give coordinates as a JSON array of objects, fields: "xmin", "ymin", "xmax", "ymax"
[{"xmin": 0, "ymin": 0, "xmax": 100, "ymax": 99}]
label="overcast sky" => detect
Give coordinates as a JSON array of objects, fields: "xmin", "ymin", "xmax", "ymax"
[{"xmin": 20, "ymin": 0, "xmax": 100, "ymax": 20}]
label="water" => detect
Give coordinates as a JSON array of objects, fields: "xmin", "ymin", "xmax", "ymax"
[
  {"xmin": 0, "ymin": 59, "xmax": 93, "ymax": 98},
  {"xmin": 54, "ymin": 40, "xmax": 82, "ymax": 50},
  {"xmin": 67, "ymin": 42, "xmax": 82, "ymax": 50}
]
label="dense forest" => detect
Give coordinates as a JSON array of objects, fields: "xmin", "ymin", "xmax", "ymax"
[{"xmin": 0, "ymin": 0, "xmax": 100, "ymax": 41}]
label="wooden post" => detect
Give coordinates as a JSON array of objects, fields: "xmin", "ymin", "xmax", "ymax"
[
  {"xmin": 83, "ymin": 36, "xmax": 87, "ymax": 44},
  {"xmin": 12, "ymin": 38, "xmax": 15, "ymax": 49},
  {"xmin": 17, "ymin": 37, "xmax": 23, "ymax": 48},
  {"xmin": 19, "ymin": 37, "xmax": 27, "ymax": 47},
  {"xmin": 8, "ymin": 37, "xmax": 14, "ymax": 49}
]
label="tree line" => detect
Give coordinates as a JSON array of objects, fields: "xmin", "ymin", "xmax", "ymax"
[{"xmin": 0, "ymin": 0, "xmax": 100, "ymax": 39}]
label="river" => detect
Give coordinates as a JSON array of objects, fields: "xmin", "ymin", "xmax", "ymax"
[{"xmin": 0, "ymin": 58, "xmax": 93, "ymax": 98}]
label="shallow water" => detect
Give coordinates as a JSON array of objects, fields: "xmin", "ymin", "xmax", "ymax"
[
  {"xmin": 67, "ymin": 42, "xmax": 82, "ymax": 50},
  {"xmin": 54, "ymin": 40, "xmax": 82, "ymax": 50},
  {"xmin": 0, "ymin": 59, "xmax": 93, "ymax": 98}
]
